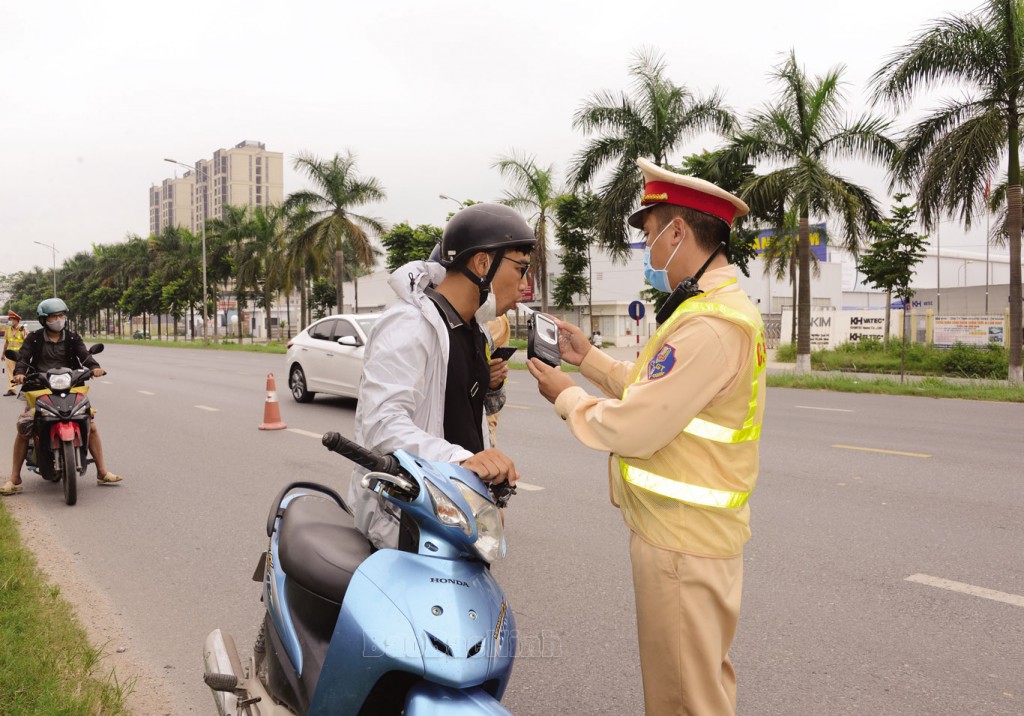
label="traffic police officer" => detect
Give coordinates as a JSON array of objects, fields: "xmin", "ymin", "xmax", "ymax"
[
  {"xmin": 3, "ymin": 311, "xmax": 27, "ymax": 395},
  {"xmin": 528, "ymin": 158, "xmax": 767, "ymax": 716}
]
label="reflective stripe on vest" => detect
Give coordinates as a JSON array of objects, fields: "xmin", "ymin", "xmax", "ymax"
[
  {"xmin": 6, "ymin": 327, "xmax": 26, "ymax": 350},
  {"xmin": 619, "ymin": 279, "xmax": 765, "ymax": 509},
  {"xmin": 619, "ymin": 459, "xmax": 751, "ymax": 508}
]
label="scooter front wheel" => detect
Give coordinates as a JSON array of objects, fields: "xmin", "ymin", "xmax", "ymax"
[{"xmin": 60, "ymin": 441, "xmax": 77, "ymax": 505}]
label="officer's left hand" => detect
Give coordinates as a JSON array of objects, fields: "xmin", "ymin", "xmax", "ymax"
[
  {"xmin": 488, "ymin": 358, "xmax": 509, "ymax": 390},
  {"xmin": 91, "ymin": 368, "xmax": 106, "ymax": 378},
  {"xmin": 526, "ymin": 358, "xmax": 576, "ymax": 404}
]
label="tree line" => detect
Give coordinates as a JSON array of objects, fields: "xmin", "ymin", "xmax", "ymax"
[{"xmin": 3, "ymin": 1, "xmax": 1021, "ymax": 382}]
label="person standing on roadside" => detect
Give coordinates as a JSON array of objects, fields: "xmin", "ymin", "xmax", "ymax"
[
  {"xmin": 349, "ymin": 203, "xmax": 535, "ymax": 548},
  {"xmin": 3, "ymin": 311, "xmax": 27, "ymax": 396},
  {"xmin": 527, "ymin": 158, "xmax": 767, "ymax": 716}
]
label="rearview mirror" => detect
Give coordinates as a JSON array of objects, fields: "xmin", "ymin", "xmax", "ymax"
[
  {"xmin": 337, "ymin": 335, "xmax": 362, "ymax": 347},
  {"xmin": 89, "ymin": 344, "xmax": 104, "ymax": 355}
]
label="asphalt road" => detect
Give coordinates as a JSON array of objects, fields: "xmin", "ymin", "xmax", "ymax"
[{"xmin": 1, "ymin": 343, "xmax": 1021, "ymax": 715}]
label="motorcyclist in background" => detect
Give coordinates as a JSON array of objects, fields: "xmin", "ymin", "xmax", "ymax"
[{"xmin": 1, "ymin": 298, "xmax": 123, "ymax": 496}]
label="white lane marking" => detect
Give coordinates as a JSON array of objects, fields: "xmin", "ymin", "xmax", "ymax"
[
  {"xmin": 138, "ymin": 390, "xmax": 155, "ymax": 396},
  {"xmin": 194, "ymin": 405, "xmax": 220, "ymax": 412},
  {"xmin": 906, "ymin": 574, "xmax": 1024, "ymax": 608},
  {"xmin": 504, "ymin": 404, "xmax": 531, "ymax": 410},
  {"xmin": 796, "ymin": 405, "xmax": 853, "ymax": 413},
  {"xmin": 100, "ymin": 380, "xmax": 113, "ymax": 385},
  {"xmin": 287, "ymin": 428, "xmax": 323, "ymax": 439},
  {"xmin": 833, "ymin": 444, "xmax": 931, "ymax": 458},
  {"xmin": 285, "ymin": 429, "xmax": 544, "ymax": 491}
]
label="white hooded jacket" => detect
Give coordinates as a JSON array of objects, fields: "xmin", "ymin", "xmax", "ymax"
[{"xmin": 348, "ymin": 260, "xmax": 492, "ymax": 548}]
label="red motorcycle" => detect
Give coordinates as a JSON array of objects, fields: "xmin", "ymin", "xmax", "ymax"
[{"xmin": 5, "ymin": 344, "xmax": 103, "ymax": 505}]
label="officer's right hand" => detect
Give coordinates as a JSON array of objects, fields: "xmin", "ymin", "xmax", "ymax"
[
  {"xmin": 460, "ymin": 448, "xmax": 519, "ymax": 486},
  {"xmin": 553, "ymin": 318, "xmax": 592, "ymax": 366}
]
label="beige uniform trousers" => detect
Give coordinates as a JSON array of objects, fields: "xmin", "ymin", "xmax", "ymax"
[
  {"xmin": 4, "ymin": 357, "xmax": 16, "ymax": 392},
  {"xmin": 630, "ymin": 533, "xmax": 743, "ymax": 716}
]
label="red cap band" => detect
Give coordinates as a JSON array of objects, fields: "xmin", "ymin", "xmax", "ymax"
[{"xmin": 641, "ymin": 181, "xmax": 737, "ymax": 226}]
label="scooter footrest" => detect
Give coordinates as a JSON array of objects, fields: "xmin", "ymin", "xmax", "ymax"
[{"xmin": 203, "ymin": 672, "xmax": 239, "ymax": 692}]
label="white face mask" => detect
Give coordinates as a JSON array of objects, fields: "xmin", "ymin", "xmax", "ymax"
[
  {"xmin": 46, "ymin": 317, "xmax": 66, "ymax": 333},
  {"xmin": 474, "ymin": 292, "xmax": 497, "ymax": 324}
]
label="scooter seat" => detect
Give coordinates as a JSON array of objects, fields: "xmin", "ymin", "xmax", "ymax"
[{"xmin": 278, "ymin": 495, "xmax": 373, "ymax": 604}]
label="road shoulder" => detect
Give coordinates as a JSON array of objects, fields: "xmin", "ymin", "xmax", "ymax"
[{"xmin": 5, "ymin": 498, "xmax": 178, "ymax": 715}]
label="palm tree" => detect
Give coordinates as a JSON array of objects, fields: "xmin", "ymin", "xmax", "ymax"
[
  {"xmin": 569, "ymin": 48, "xmax": 737, "ymax": 256},
  {"xmin": 871, "ymin": 0, "xmax": 1024, "ymax": 384},
  {"xmin": 722, "ymin": 51, "xmax": 897, "ymax": 372},
  {"xmin": 237, "ymin": 205, "xmax": 288, "ymax": 339},
  {"xmin": 281, "ymin": 199, "xmax": 329, "ymax": 328},
  {"xmin": 493, "ymin": 149, "xmax": 560, "ymax": 312},
  {"xmin": 286, "ymin": 151, "xmax": 386, "ymax": 313},
  {"xmin": 207, "ymin": 205, "xmax": 253, "ymax": 339}
]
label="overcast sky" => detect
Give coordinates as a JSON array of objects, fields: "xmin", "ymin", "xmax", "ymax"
[{"xmin": 1, "ymin": 0, "xmax": 998, "ymax": 277}]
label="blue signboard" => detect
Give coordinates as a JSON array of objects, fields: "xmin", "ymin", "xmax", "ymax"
[
  {"xmin": 753, "ymin": 223, "xmax": 828, "ymax": 262},
  {"xmin": 629, "ymin": 300, "xmax": 645, "ymax": 321}
]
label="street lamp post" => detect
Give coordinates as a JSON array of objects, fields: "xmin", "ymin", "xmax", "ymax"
[
  {"xmin": 958, "ymin": 259, "xmax": 974, "ymax": 286},
  {"xmin": 33, "ymin": 240, "xmax": 59, "ymax": 295},
  {"xmin": 165, "ymin": 158, "xmax": 209, "ymax": 343},
  {"xmin": 439, "ymin": 193, "xmax": 465, "ymax": 208},
  {"xmin": 958, "ymin": 259, "xmax": 974, "ymax": 311}
]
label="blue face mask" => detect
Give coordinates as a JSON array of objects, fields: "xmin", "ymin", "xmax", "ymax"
[{"xmin": 643, "ymin": 221, "xmax": 682, "ymax": 294}]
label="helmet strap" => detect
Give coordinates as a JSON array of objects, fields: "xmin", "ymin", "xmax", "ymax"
[{"xmin": 457, "ymin": 249, "xmax": 505, "ymax": 307}]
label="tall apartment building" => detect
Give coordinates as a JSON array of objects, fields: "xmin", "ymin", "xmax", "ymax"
[{"xmin": 149, "ymin": 140, "xmax": 284, "ymax": 236}]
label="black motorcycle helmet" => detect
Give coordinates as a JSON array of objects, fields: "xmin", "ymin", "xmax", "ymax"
[{"xmin": 439, "ymin": 203, "xmax": 537, "ymax": 306}]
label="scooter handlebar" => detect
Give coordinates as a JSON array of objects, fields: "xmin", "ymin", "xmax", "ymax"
[{"xmin": 322, "ymin": 432, "xmax": 401, "ymax": 476}]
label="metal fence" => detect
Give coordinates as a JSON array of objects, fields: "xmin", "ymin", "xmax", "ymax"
[{"xmin": 763, "ymin": 314, "xmax": 782, "ymax": 349}]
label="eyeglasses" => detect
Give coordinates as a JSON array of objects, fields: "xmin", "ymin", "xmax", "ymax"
[{"xmin": 503, "ymin": 256, "xmax": 531, "ymax": 278}]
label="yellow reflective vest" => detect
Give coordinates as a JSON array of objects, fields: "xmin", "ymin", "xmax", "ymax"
[
  {"xmin": 613, "ymin": 278, "xmax": 767, "ymax": 555},
  {"xmin": 554, "ymin": 266, "xmax": 768, "ymax": 556},
  {"xmin": 4, "ymin": 324, "xmax": 26, "ymax": 352}
]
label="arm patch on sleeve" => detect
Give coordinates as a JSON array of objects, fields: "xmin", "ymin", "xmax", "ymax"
[{"xmin": 647, "ymin": 344, "xmax": 677, "ymax": 380}]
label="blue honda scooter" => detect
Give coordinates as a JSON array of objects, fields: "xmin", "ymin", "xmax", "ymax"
[{"xmin": 203, "ymin": 432, "xmax": 518, "ymax": 715}]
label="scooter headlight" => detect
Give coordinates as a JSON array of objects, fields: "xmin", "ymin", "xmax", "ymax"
[
  {"xmin": 453, "ymin": 481, "xmax": 506, "ymax": 564},
  {"xmin": 48, "ymin": 373, "xmax": 72, "ymax": 391},
  {"xmin": 424, "ymin": 479, "xmax": 472, "ymax": 537}
]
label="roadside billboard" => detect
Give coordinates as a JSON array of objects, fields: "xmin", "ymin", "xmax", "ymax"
[{"xmin": 933, "ymin": 316, "xmax": 1005, "ymax": 348}]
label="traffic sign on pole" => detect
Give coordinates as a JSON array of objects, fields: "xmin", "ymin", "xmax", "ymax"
[
  {"xmin": 628, "ymin": 301, "xmax": 645, "ymax": 321},
  {"xmin": 629, "ymin": 301, "xmax": 645, "ymax": 357}
]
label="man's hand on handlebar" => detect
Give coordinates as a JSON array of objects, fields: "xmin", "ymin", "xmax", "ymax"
[
  {"xmin": 460, "ymin": 448, "xmax": 519, "ymax": 486},
  {"xmin": 91, "ymin": 368, "xmax": 106, "ymax": 378},
  {"xmin": 13, "ymin": 374, "xmax": 25, "ymax": 385}
]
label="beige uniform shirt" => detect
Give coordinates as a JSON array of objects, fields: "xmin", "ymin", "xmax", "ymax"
[{"xmin": 553, "ymin": 265, "xmax": 763, "ymax": 556}]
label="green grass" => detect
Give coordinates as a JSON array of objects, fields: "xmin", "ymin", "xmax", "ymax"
[
  {"xmin": 774, "ymin": 340, "xmax": 1010, "ymax": 380},
  {"xmin": 0, "ymin": 503, "xmax": 133, "ymax": 715},
  {"xmin": 86, "ymin": 335, "xmax": 288, "ymax": 354},
  {"xmin": 767, "ymin": 373, "xmax": 1024, "ymax": 402}
]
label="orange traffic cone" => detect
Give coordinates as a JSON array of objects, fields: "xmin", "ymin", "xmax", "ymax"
[{"xmin": 258, "ymin": 373, "xmax": 287, "ymax": 431}]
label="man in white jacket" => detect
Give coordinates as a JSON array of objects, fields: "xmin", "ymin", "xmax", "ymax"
[{"xmin": 350, "ymin": 203, "xmax": 536, "ymax": 548}]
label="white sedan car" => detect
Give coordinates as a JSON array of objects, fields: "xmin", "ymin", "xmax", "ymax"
[{"xmin": 285, "ymin": 313, "xmax": 381, "ymax": 402}]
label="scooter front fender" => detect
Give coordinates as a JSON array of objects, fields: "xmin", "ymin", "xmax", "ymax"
[
  {"xmin": 50, "ymin": 421, "xmax": 79, "ymax": 447},
  {"xmin": 405, "ymin": 682, "xmax": 513, "ymax": 715},
  {"xmin": 308, "ymin": 549, "xmax": 515, "ymax": 715}
]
